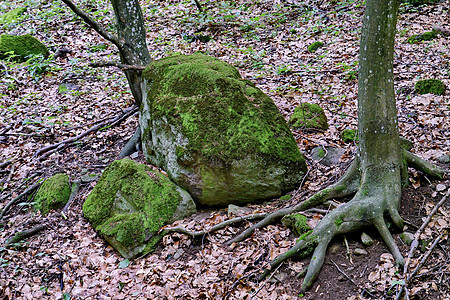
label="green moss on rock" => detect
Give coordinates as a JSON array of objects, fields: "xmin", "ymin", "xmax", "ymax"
[
  {"xmin": 34, "ymin": 173, "xmax": 70, "ymax": 215},
  {"xmin": 415, "ymin": 79, "xmax": 446, "ymax": 95},
  {"xmin": 341, "ymin": 129, "xmax": 358, "ymax": 143},
  {"xmin": 308, "ymin": 41, "xmax": 324, "ymax": 53},
  {"xmin": 0, "ymin": 7, "xmax": 26, "ymax": 24},
  {"xmin": 83, "ymin": 159, "xmax": 196, "ymax": 258},
  {"xmin": 0, "ymin": 34, "xmax": 49, "ymax": 61},
  {"xmin": 282, "ymin": 213, "xmax": 311, "ymax": 236},
  {"xmin": 289, "ymin": 103, "xmax": 329, "ymax": 130},
  {"xmin": 407, "ymin": 31, "xmax": 437, "ymax": 43},
  {"xmin": 141, "ymin": 53, "xmax": 307, "ymax": 206}
]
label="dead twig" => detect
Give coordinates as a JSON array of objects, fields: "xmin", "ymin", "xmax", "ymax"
[
  {"xmin": 0, "ymin": 182, "xmax": 41, "ymax": 220},
  {"xmin": 4, "ymin": 224, "xmax": 47, "ymax": 247},
  {"xmin": 251, "ymin": 262, "xmax": 283, "ymax": 299},
  {"xmin": 330, "ymin": 259, "xmax": 358, "ymax": 287},
  {"xmin": 90, "ymin": 61, "xmax": 146, "ymax": 71}
]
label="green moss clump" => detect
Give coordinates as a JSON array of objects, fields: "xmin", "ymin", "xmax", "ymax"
[
  {"xmin": 143, "ymin": 53, "xmax": 304, "ymax": 164},
  {"xmin": 407, "ymin": 31, "xmax": 437, "ymax": 43},
  {"xmin": 0, "ymin": 34, "xmax": 49, "ymax": 61},
  {"xmin": 415, "ymin": 79, "xmax": 446, "ymax": 95},
  {"xmin": 341, "ymin": 129, "xmax": 359, "ymax": 143},
  {"xmin": 289, "ymin": 103, "xmax": 329, "ymax": 130},
  {"xmin": 280, "ymin": 194, "xmax": 292, "ymax": 201},
  {"xmin": 0, "ymin": 7, "xmax": 27, "ymax": 24},
  {"xmin": 83, "ymin": 159, "xmax": 195, "ymax": 258},
  {"xmin": 282, "ymin": 213, "xmax": 311, "ymax": 236},
  {"xmin": 334, "ymin": 215, "xmax": 345, "ymax": 228},
  {"xmin": 308, "ymin": 41, "xmax": 324, "ymax": 53},
  {"xmin": 34, "ymin": 173, "xmax": 70, "ymax": 215}
]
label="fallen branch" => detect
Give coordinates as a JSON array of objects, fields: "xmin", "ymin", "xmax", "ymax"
[
  {"xmin": 0, "ymin": 182, "xmax": 41, "ymax": 220},
  {"xmin": 403, "ymin": 192, "xmax": 448, "ymax": 273},
  {"xmin": 4, "ymin": 224, "xmax": 46, "ymax": 248},
  {"xmin": 90, "ymin": 61, "xmax": 146, "ymax": 71},
  {"xmin": 34, "ymin": 106, "xmax": 137, "ymax": 160},
  {"xmin": 161, "ymin": 213, "xmax": 267, "ymax": 238}
]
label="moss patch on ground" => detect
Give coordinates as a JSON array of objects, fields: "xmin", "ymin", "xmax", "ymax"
[
  {"xmin": 0, "ymin": 34, "xmax": 49, "ymax": 61},
  {"xmin": 34, "ymin": 173, "xmax": 70, "ymax": 215},
  {"xmin": 341, "ymin": 129, "xmax": 358, "ymax": 143},
  {"xmin": 415, "ymin": 79, "xmax": 446, "ymax": 95},
  {"xmin": 407, "ymin": 31, "xmax": 437, "ymax": 43},
  {"xmin": 282, "ymin": 213, "xmax": 311, "ymax": 236},
  {"xmin": 308, "ymin": 41, "xmax": 324, "ymax": 53},
  {"xmin": 83, "ymin": 159, "xmax": 196, "ymax": 258},
  {"xmin": 0, "ymin": 7, "xmax": 26, "ymax": 24},
  {"xmin": 289, "ymin": 103, "xmax": 329, "ymax": 130}
]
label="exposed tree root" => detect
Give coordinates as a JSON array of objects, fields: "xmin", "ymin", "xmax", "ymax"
[
  {"xmin": 403, "ymin": 150, "xmax": 446, "ymax": 179},
  {"xmin": 226, "ymin": 159, "xmax": 361, "ymax": 245},
  {"xmin": 61, "ymin": 179, "xmax": 81, "ymax": 218},
  {"xmin": 0, "ymin": 181, "xmax": 41, "ymax": 220},
  {"xmin": 4, "ymin": 224, "xmax": 46, "ymax": 248},
  {"xmin": 118, "ymin": 126, "xmax": 141, "ymax": 158},
  {"xmin": 34, "ymin": 106, "xmax": 137, "ymax": 160}
]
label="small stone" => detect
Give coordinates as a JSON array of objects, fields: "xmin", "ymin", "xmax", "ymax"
[
  {"xmin": 130, "ymin": 152, "xmax": 139, "ymax": 159},
  {"xmin": 228, "ymin": 204, "xmax": 252, "ymax": 216},
  {"xmin": 361, "ymin": 232, "xmax": 374, "ymax": 246},
  {"xmin": 400, "ymin": 232, "xmax": 415, "ymax": 246},
  {"xmin": 436, "ymin": 154, "xmax": 450, "ymax": 164},
  {"xmin": 436, "ymin": 184, "xmax": 447, "ymax": 192},
  {"xmin": 81, "ymin": 174, "xmax": 98, "ymax": 183},
  {"xmin": 354, "ymin": 248, "xmax": 368, "ymax": 256},
  {"xmin": 329, "ymin": 244, "xmax": 340, "ymax": 254}
]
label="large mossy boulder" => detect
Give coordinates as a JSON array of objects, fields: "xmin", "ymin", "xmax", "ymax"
[
  {"xmin": 0, "ymin": 34, "xmax": 49, "ymax": 61},
  {"xmin": 0, "ymin": 7, "xmax": 27, "ymax": 24},
  {"xmin": 83, "ymin": 159, "xmax": 196, "ymax": 259},
  {"xmin": 415, "ymin": 79, "xmax": 446, "ymax": 95},
  {"xmin": 34, "ymin": 173, "xmax": 70, "ymax": 215},
  {"xmin": 289, "ymin": 103, "xmax": 329, "ymax": 130},
  {"xmin": 140, "ymin": 53, "xmax": 306, "ymax": 207}
]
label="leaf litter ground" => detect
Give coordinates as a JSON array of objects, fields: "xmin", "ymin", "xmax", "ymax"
[{"xmin": 0, "ymin": 0, "xmax": 449, "ymax": 299}]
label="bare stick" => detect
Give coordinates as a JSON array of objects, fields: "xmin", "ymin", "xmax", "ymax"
[
  {"xmin": 90, "ymin": 61, "xmax": 145, "ymax": 71},
  {"xmin": 0, "ymin": 182, "xmax": 41, "ymax": 220},
  {"xmin": 251, "ymin": 262, "xmax": 283, "ymax": 299},
  {"xmin": 60, "ymin": 0, "xmax": 123, "ymax": 49},
  {"xmin": 4, "ymin": 224, "xmax": 46, "ymax": 247},
  {"xmin": 193, "ymin": 0, "xmax": 203, "ymax": 12},
  {"xmin": 162, "ymin": 213, "xmax": 267, "ymax": 238},
  {"xmin": 330, "ymin": 259, "xmax": 358, "ymax": 287},
  {"xmin": 403, "ymin": 192, "xmax": 448, "ymax": 273}
]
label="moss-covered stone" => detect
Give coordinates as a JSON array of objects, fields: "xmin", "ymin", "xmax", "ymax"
[
  {"xmin": 0, "ymin": 7, "xmax": 27, "ymax": 24},
  {"xmin": 341, "ymin": 129, "xmax": 358, "ymax": 143},
  {"xmin": 83, "ymin": 159, "xmax": 196, "ymax": 258},
  {"xmin": 308, "ymin": 41, "xmax": 324, "ymax": 53},
  {"xmin": 0, "ymin": 34, "xmax": 49, "ymax": 62},
  {"xmin": 141, "ymin": 53, "xmax": 307, "ymax": 206},
  {"xmin": 407, "ymin": 31, "xmax": 437, "ymax": 43},
  {"xmin": 289, "ymin": 103, "xmax": 329, "ymax": 130},
  {"xmin": 34, "ymin": 173, "xmax": 70, "ymax": 215},
  {"xmin": 281, "ymin": 213, "xmax": 311, "ymax": 236},
  {"xmin": 415, "ymin": 79, "xmax": 446, "ymax": 95}
]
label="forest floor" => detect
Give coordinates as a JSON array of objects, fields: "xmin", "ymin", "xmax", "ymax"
[{"xmin": 0, "ymin": 0, "xmax": 449, "ymax": 299}]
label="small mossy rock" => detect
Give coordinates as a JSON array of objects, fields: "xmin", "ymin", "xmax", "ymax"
[
  {"xmin": 341, "ymin": 129, "xmax": 358, "ymax": 143},
  {"xmin": 310, "ymin": 146, "xmax": 345, "ymax": 167},
  {"xmin": 0, "ymin": 34, "xmax": 49, "ymax": 62},
  {"xmin": 400, "ymin": 232, "xmax": 415, "ymax": 246},
  {"xmin": 289, "ymin": 103, "xmax": 329, "ymax": 130},
  {"xmin": 361, "ymin": 232, "xmax": 374, "ymax": 246},
  {"xmin": 0, "ymin": 7, "xmax": 27, "ymax": 24},
  {"xmin": 308, "ymin": 41, "xmax": 324, "ymax": 53},
  {"xmin": 407, "ymin": 31, "xmax": 437, "ymax": 43},
  {"xmin": 140, "ymin": 53, "xmax": 307, "ymax": 206},
  {"xmin": 281, "ymin": 213, "xmax": 311, "ymax": 236},
  {"xmin": 354, "ymin": 248, "xmax": 368, "ymax": 256},
  {"xmin": 83, "ymin": 159, "xmax": 196, "ymax": 259},
  {"xmin": 34, "ymin": 173, "xmax": 70, "ymax": 215},
  {"xmin": 415, "ymin": 79, "xmax": 446, "ymax": 95}
]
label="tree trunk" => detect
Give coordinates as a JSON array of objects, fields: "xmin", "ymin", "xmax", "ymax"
[{"xmin": 110, "ymin": 0, "xmax": 151, "ymax": 107}]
